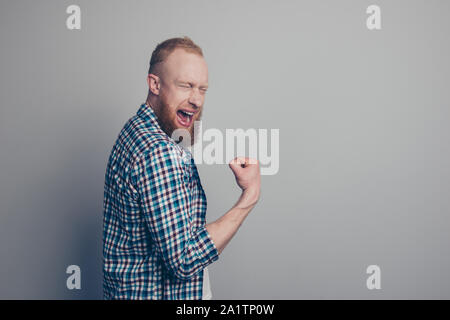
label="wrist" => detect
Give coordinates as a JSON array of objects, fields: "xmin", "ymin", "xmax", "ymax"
[{"xmin": 236, "ymin": 186, "xmax": 260, "ymax": 210}]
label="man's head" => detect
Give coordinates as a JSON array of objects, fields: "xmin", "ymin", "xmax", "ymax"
[{"xmin": 146, "ymin": 37, "xmax": 208, "ymax": 145}]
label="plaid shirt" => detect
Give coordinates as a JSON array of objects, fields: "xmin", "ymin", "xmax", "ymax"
[{"xmin": 103, "ymin": 103, "xmax": 219, "ymax": 300}]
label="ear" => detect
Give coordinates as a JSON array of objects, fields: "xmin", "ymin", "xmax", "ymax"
[{"xmin": 147, "ymin": 74, "xmax": 160, "ymax": 95}]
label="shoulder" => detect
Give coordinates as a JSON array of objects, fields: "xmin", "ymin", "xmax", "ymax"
[
  {"xmin": 140, "ymin": 139, "xmax": 184, "ymax": 164},
  {"xmin": 118, "ymin": 115, "xmax": 183, "ymax": 162},
  {"xmin": 129, "ymin": 140, "xmax": 191, "ymax": 186},
  {"xmin": 128, "ymin": 131, "xmax": 188, "ymax": 174}
]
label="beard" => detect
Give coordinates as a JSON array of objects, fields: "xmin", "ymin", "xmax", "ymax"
[{"xmin": 152, "ymin": 100, "xmax": 203, "ymax": 147}]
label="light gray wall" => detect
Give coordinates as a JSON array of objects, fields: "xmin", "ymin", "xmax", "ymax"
[{"xmin": 1, "ymin": 0, "xmax": 449, "ymax": 299}]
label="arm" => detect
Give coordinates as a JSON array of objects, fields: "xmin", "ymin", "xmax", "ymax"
[{"xmin": 206, "ymin": 157, "xmax": 261, "ymax": 255}]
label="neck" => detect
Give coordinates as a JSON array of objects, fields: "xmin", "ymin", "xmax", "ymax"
[{"xmin": 146, "ymin": 94, "xmax": 159, "ymax": 111}]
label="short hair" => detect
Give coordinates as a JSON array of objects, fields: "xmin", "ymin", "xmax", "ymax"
[{"xmin": 148, "ymin": 36, "xmax": 203, "ymax": 74}]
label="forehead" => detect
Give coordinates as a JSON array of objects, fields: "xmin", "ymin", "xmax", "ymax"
[{"xmin": 162, "ymin": 48, "xmax": 208, "ymax": 83}]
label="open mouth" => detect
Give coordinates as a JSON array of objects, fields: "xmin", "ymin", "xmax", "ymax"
[{"xmin": 176, "ymin": 110, "xmax": 194, "ymax": 127}]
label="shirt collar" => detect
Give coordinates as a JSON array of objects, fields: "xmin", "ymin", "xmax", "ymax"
[{"xmin": 137, "ymin": 102, "xmax": 162, "ymax": 130}]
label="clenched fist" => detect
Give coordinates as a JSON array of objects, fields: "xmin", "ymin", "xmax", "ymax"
[{"xmin": 229, "ymin": 157, "xmax": 261, "ymax": 207}]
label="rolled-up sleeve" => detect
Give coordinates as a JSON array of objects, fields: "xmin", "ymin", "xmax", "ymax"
[{"xmin": 130, "ymin": 141, "xmax": 219, "ymax": 280}]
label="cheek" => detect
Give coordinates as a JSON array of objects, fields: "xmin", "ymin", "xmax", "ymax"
[
  {"xmin": 172, "ymin": 88, "xmax": 191, "ymax": 105},
  {"xmin": 163, "ymin": 88, "xmax": 189, "ymax": 109}
]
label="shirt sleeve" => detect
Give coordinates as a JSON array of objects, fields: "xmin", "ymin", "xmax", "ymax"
[{"xmin": 130, "ymin": 140, "xmax": 219, "ymax": 280}]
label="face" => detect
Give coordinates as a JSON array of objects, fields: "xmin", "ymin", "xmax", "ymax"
[{"xmin": 148, "ymin": 48, "xmax": 209, "ymax": 145}]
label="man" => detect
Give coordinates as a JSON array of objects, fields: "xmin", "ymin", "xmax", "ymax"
[{"xmin": 103, "ymin": 37, "xmax": 260, "ymax": 300}]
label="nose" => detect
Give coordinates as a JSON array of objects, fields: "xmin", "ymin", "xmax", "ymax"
[{"xmin": 188, "ymin": 88, "xmax": 203, "ymax": 108}]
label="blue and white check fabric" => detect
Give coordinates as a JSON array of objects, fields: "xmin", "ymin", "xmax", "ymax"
[{"xmin": 103, "ymin": 103, "xmax": 219, "ymax": 300}]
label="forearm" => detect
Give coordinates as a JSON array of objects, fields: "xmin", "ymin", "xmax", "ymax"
[{"xmin": 205, "ymin": 187, "xmax": 259, "ymax": 255}]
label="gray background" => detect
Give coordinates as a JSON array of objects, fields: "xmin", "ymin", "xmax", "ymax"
[{"xmin": 1, "ymin": 0, "xmax": 449, "ymax": 299}]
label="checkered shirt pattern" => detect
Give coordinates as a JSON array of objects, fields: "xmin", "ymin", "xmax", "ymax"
[{"xmin": 103, "ymin": 103, "xmax": 219, "ymax": 299}]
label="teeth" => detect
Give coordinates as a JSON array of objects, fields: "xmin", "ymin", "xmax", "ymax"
[{"xmin": 181, "ymin": 110, "xmax": 194, "ymax": 116}]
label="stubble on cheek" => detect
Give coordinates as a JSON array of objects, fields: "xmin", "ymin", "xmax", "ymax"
[{"xmin": 154, "ymin": 107, "xmax": 175, "ymax": 139}]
